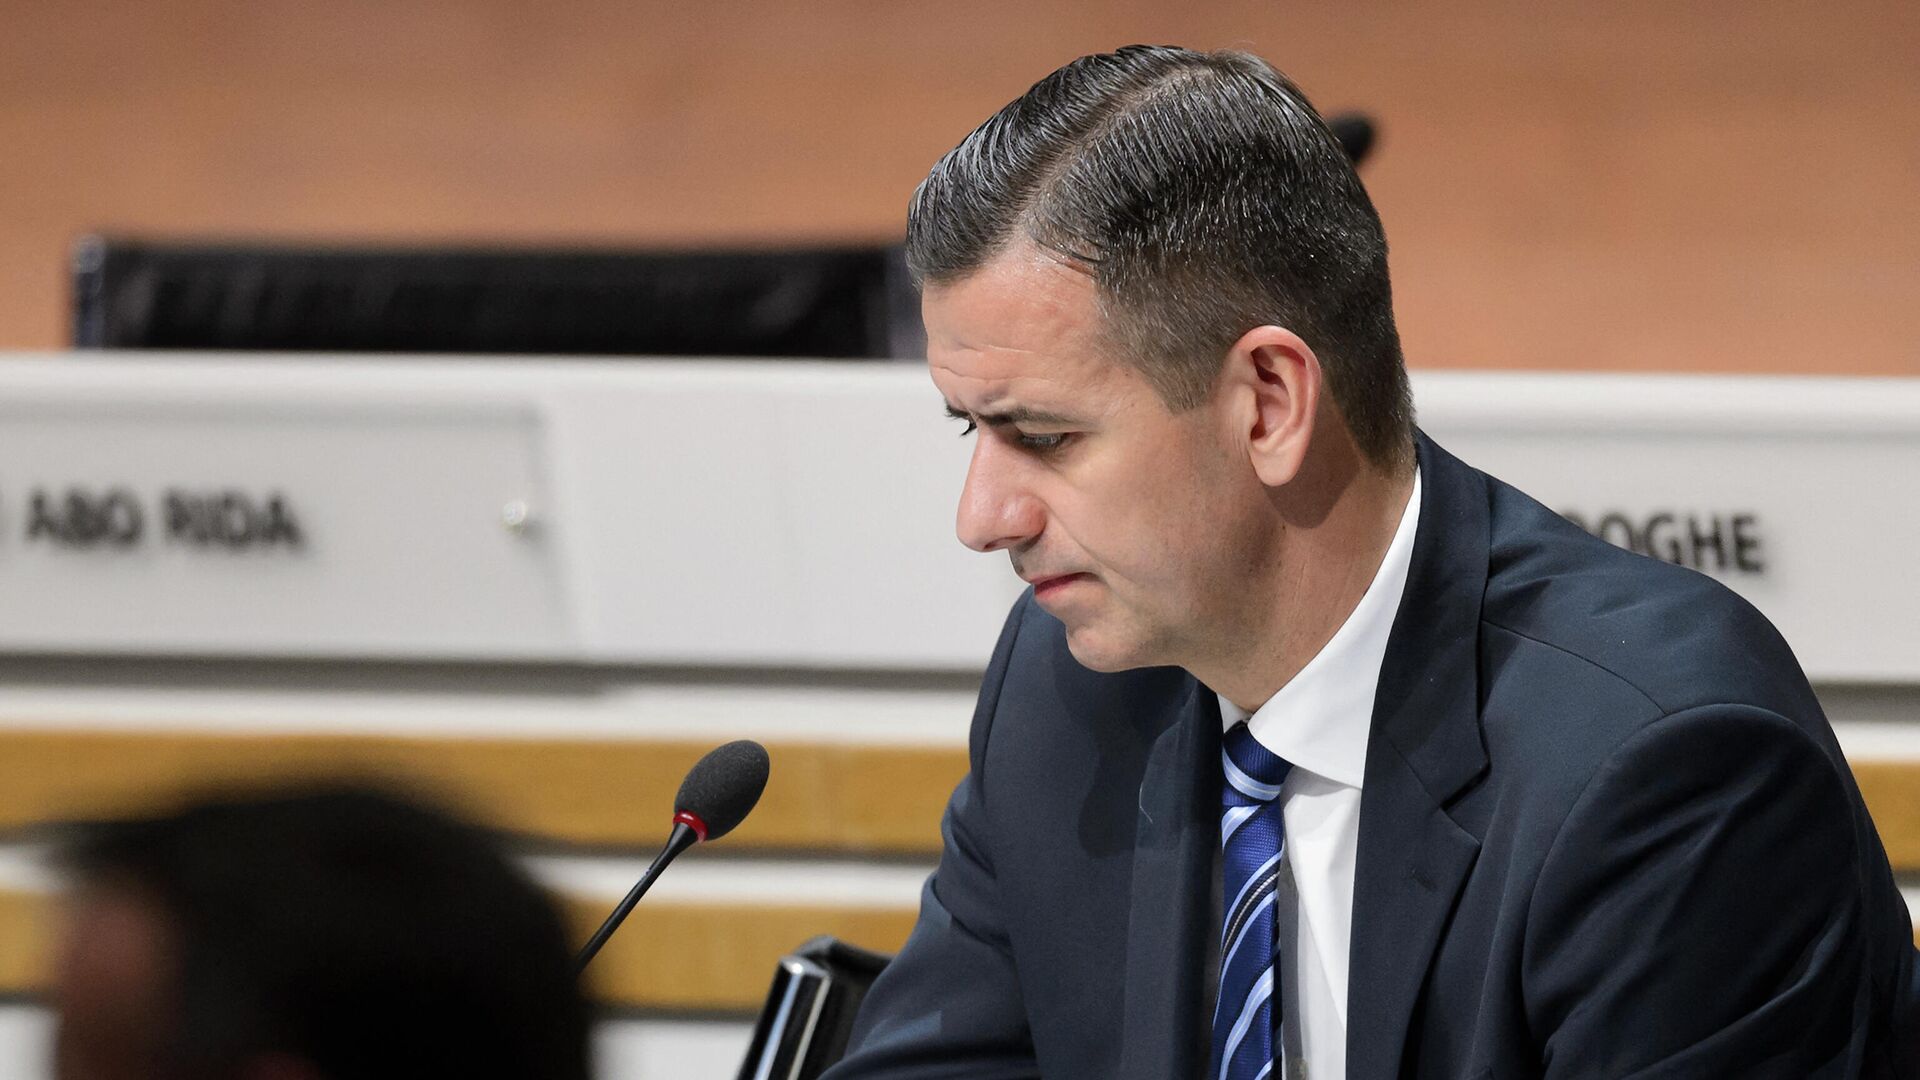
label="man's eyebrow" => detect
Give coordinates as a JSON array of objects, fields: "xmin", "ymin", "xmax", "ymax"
[{"xmin": 942, "ymin": 402, "xmax": 1079, "ymax": 427}]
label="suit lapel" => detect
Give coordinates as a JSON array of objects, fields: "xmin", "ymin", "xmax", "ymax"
[
  {"xmin": 1345, "ymin": 748, "xmax": 1481, "ymax": 1079},
  {"xmin": 1118, "ymin": 679, "xmax": 1220, "ymax": 1080},
  {"xmin": 1346, "ymin": 434, "xmax": 1493, "ymax": 1079}
]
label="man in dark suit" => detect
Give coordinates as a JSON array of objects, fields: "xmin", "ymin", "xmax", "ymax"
[{"xmin": 825, "ymin": 45, "xmax": 1916, "ymax": 1079}]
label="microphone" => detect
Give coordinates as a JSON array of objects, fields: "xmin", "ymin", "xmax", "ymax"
[
  {"xmin": 1328, "ymin": 112, "xmax": 1377, "ymax": 167},
  {"xmin": 573, "ymin": 739, "xmax": 771, "ymax": 974}
]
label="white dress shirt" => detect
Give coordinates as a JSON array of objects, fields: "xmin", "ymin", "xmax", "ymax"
[{"xmin": 1216, "ymin": 468, "xmax": 1421, "ymax": 1080}]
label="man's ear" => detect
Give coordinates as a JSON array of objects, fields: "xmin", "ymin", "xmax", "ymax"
[{"xmin": 1223, "ymin": 325, "xmax": 1320, "ymax": 487}]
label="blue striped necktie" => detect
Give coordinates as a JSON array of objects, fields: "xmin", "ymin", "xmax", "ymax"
[{"xmin": 1210, "ymin": 721, "xmax": 1294, "ymax": 1080}]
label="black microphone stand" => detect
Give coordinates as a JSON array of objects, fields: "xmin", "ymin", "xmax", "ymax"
[{"xmin": 573, "ymin": 819, "xmax": 699, "ymax": 975}]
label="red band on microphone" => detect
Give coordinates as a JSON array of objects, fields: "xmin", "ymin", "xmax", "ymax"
[{"xmin": 673, "ymin": 809, "xmax": 710, "ymax": 843}]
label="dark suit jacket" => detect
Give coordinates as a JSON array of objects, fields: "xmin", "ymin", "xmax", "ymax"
[{"xmin": 826, "ymin": 434, "xmax": 1918, "ymax": 1079}]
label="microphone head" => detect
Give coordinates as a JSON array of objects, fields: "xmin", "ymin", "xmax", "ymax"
[
  {"xmin": 672, "ymin": 740, "xmax": 770, "ymax": 843},
  {"xmin": 1328, "ymin": 112, "xmax": 1377, "ymax": 167}
]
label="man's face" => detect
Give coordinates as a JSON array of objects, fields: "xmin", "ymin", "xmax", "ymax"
[{"xmin": 925, "ymin": 248, "xmax": 1273, "ymax": 672}]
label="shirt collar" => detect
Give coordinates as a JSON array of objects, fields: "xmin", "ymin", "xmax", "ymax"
[{"xmin": 1218, "ymin": 467, "xmax": 1422, "ymax": 790}]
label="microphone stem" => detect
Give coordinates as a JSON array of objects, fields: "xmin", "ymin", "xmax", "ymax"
[{"xmin": 573, "ymin": 819, "xmax": 699, "ymax": 976}]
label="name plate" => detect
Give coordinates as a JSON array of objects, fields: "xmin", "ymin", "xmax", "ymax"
[
  {"xmin": 0, "ymin": 400, "xmax": 569, "ymax": 658},
  {"xmin": 1422, "ymin": 375, "xmax": 1920, "ymax": 683}
]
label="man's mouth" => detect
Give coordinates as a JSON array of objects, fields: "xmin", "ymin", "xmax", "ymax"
[{"xmin": 1025, "ymin": 572, "xmax": 1092, "ymax": 599}]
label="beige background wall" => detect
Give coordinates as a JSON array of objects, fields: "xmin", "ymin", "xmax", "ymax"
[{"xmin": 2, "ymin": 0, "xmax": 1915, "ymax": 374}]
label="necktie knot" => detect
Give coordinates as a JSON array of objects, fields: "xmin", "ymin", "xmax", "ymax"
[{"xmin": 1222, "ymin": 721, "xmax": 1292, "ymax": 804}]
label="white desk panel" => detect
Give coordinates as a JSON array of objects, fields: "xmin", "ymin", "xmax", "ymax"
[
  {"xmin": 0, "ymin": 353, "xmax": 1015, "ymax": 668},
  {"xmin": 0, "ymin": 354, "xmax": 1912, "ymax": 680}
]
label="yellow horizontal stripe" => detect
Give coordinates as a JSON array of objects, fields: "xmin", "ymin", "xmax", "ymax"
[
  {"xmin": 0, "ymin": 729, "xmax": 966, "ymax": 856},
  {"xmin": 0, "ymin": 887, "xmax": 917, "ymax": 1015},
  {"xmin": 4, "ymin": 880, "xmax": 1915, "ymax": 1017},
  {"xmin": 562, "ymin": 895, "xmax": 917, "ymax": 1013},
  {"xmin": 1847, "ymin": 762, "xmax": 1920, "ymax": 873}
]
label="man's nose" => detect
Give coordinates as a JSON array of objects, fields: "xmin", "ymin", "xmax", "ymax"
[{"xmin": 956, "ymin": 437, "xmax": 1043, "ymax": 553}]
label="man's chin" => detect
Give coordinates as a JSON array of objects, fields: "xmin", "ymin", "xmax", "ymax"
[{"xmin": 1061, "ymin": 624, "xmax": 1157, "ymax": 674}]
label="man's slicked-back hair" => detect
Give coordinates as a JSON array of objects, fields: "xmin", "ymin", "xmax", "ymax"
[{"xmin": 907, "ymin": 45, "xmax": 1414, "ymax": 471}]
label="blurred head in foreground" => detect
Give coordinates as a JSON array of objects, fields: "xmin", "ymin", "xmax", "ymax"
[{"xmin": 53, "ymin": 783, "xmax": 591, "ymax": 1080}]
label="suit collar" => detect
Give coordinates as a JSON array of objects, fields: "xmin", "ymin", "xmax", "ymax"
[
  {"xmin": 1345, "ymin": 431, "xmax": 1491, "ymax": 1079},
  {"xmin": 1374, "ymin": 432, "xmax": 1493, "ymax": 806}
]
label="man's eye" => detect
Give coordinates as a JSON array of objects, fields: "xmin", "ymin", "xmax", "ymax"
[{"xmin": 1018, "ymin": 432, "xmax": 1069, "ymax": 452}]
